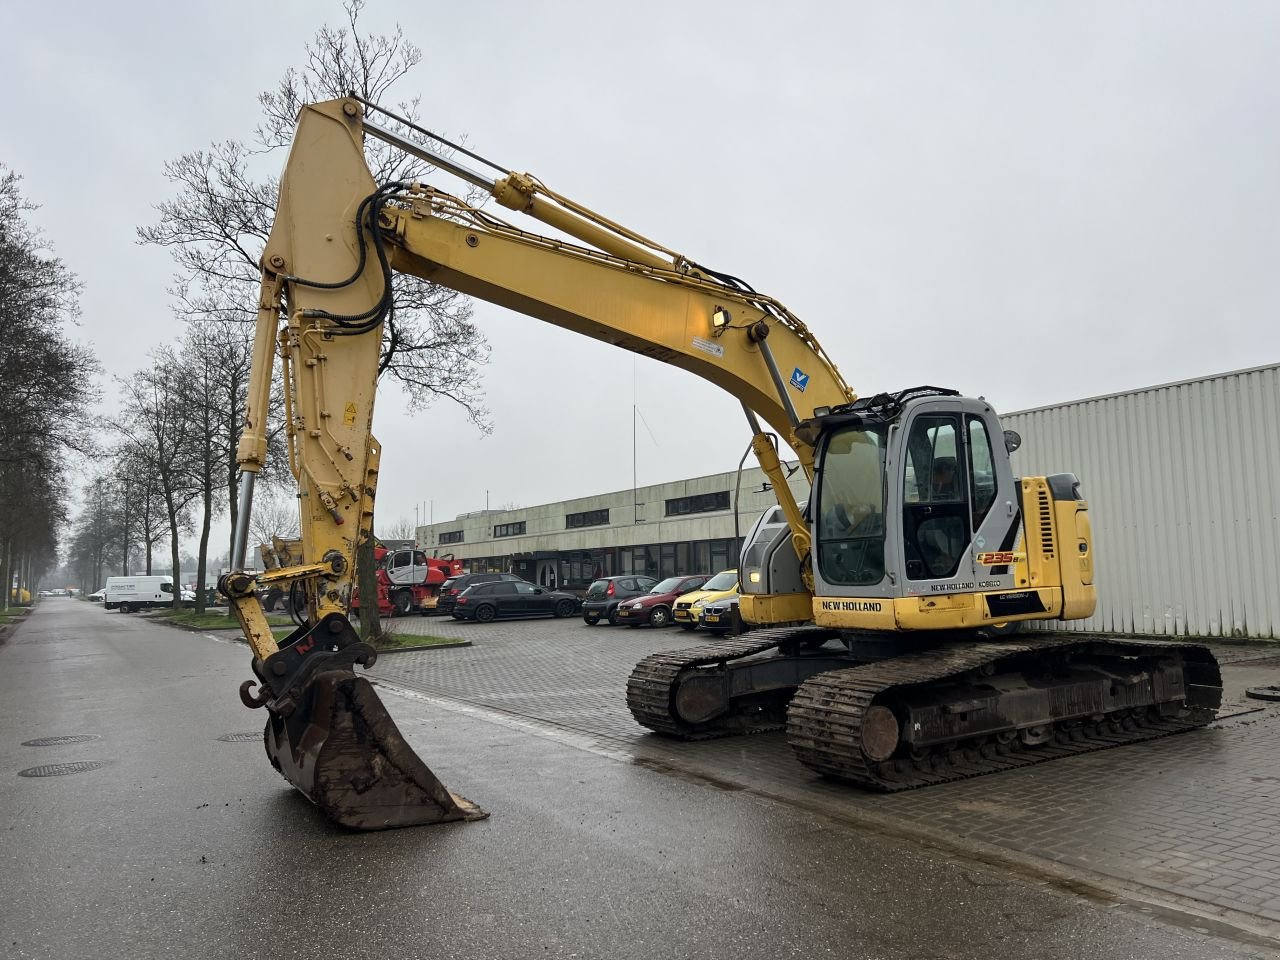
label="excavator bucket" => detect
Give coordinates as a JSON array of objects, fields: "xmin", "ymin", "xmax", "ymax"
[{"xmin": 249, "ymin": 615, "xmax": 487, "ymax": 830}]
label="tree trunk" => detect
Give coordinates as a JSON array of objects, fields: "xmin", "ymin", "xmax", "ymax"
[
  {"xmin": 119, "ymin": 475, "xmax": 133, "ymax": 577},
  {"xmin": 196, "ymin": 484, "xmax": 212, "ymax": 614},
  {"xmin": 1, "ymin": 538, "xmax": 10, "ymax": 612},
  {"xmin": 356, "ymin": 535, "xmax": 381, "ymax": 641},
  {"xmin": 166, "ymin": 498, "xmax": 183, "ymax": 610}
]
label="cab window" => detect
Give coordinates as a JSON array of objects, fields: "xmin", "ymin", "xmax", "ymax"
[
  {"xmin": 967, "ymin": 415, "xmax": 996, "ymax": 528},
  {"xmin": 817, "ymin": 425, "xmax": 887, "ymax": 586}
]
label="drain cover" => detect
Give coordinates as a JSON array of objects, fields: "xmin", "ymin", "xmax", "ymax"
[
  {"xmin": 21, "ymin": 735, "xmax": 103, "ymax": 747},
  {"xmin": 19, "ymin": 760, "xmax": 110, "ymax": 778},
  {"xmin": 217, "ymin": 732, "xmax": 262, "ymax": 742}
]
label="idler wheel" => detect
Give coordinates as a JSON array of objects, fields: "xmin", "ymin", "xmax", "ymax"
[
  {"xmin": 860, "ymin": 705, "xmax": 900, "ymax": 762},
  {"xmin": 674, "ymin": 674, "xmax": 729, "ymax": 725}
]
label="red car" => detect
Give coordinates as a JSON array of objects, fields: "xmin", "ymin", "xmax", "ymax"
[{"xmin": 613, "ymin": 574, "xmax": 712, "ymax": 628}]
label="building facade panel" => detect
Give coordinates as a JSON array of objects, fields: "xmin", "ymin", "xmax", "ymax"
[{"xmin": 1001, "ymin": 364, "xmax": 1279, "ymax": 639}]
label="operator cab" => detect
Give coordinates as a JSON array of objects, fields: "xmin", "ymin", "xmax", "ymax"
[
  {"xmin": 384, "ymin": 548, "xmax": 431, "ymax": 585},
  {"xmin": 741, "ymin": 387, "xmax": 1026, "ymax": 608},
  {"xmin": 807, "ymin": 387, "xmax": 1023, "ymax": 603}
]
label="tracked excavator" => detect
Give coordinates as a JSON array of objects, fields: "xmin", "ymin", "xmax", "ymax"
[{"xmin": 221, "ymin": 97, "xmax": 1222, "ymax": 830}]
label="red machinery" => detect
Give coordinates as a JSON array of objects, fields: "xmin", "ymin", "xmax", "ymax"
[{"xmin": 351, "ymin": 544, "xmax": 463, "ymax": 617}]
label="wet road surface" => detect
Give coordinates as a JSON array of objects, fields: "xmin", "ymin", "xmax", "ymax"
[
  {"xmin": 0, "ymin": 600, "xmax": 1273, "ymax": 959},
  {"xmin": 374, "ymin": 610, "xmax": 1280, "ymax": 935}
]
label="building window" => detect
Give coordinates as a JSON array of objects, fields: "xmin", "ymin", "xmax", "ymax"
[
  {"xmin": 643, "ymin": 544, "xmax": 660, "ymax": 577},
  {"xmin": 660, "ymin": 543, "xmax": 676, "ymax": 578},
  {"xmin": 493, "ymin": 521, "xmax": 527, "ymax": 538},
  {"xmin": 664, "ymin": 491, "xmax": 730, "ymax": 517},
  {"xmin": 710, "ymin": 538, "xmax": 733, "ymax": 573},
  {"xmin": 566, "ymin": 508, "xmax": 609, "ymax": 529},
  {"xmin": 438, "ymin": 530, "xmax": 464, "ymax": 545}
]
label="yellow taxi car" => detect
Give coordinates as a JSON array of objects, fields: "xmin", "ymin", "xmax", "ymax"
[{"xmin": 672, "ymin": 569, "xmax": 738, "ymax": 631}]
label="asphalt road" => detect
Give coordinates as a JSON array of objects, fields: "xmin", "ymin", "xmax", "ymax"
[{"xmin": 0, "ymin": 600, "xmax": 1272, "ymax": 960}]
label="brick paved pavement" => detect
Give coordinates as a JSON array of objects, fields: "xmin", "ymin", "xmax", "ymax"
[{"xmin": 375, "ymin": 613, "xmax": 1280, "ymax": 931}]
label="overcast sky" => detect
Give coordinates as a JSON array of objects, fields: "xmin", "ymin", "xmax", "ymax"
[{"xmin": 5, "ymin": 1, "xmax": 1278, "ymax": 546}]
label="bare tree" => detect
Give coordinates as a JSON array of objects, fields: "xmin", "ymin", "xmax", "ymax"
[
  {"xmin": 0, "ymin": 167, "xmax": 95, "ymax": 458},
  {"xmin": 139, "ymin": 1, "xmax": 491, "ymax": 420},
  {"xmin": 171, "ymin": 323, "xmax": 286, "ymax": 611},
  {"xmin": 247, "ymin": 491, "xmax": 302, "ymax": 553},
  {"xmin": 380, "ymin": 516, "xmax": 418, "ymax": 542},
  {"xmin": 0, "ymin": 450, "xmax": 64, "ymax": 609},
  {"xmin": 254, "ymin": 6, "xmax": 492, "ymax": 416},
  {"xmin": 0, "ymin": 165, "xmax": 99, "ymax": 608},
  {"xmin": 114, "ymin": 355, "xmax": 202, "ymax": 608},
  {"xmin": 139, "ymin": 3, "xmax": 496, "ymax": 638},
  {"xmin": 134, "ymin": 473, "xmax": 168, "ymax": 575},
  {"xmin": 96, "ymin": 452, "xmax": 162, "ymax": 576},
  {"xmin": 70, "ymin": 474, "xmax": 120, "ymax": 585}
]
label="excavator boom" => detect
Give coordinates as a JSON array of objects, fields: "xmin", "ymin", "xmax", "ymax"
[{"xmin": 224, "ymin": 97, "xmax": 854, "ymax": 829}]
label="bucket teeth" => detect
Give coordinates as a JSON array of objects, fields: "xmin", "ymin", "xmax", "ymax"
[{"xmin": 264, "ymin": 672, "xmax": 486, "ymax": 830}]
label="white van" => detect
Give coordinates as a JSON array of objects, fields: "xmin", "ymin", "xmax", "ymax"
[{"xmin": 104, "ymin": 576, "xmax": 175, "ymax": 613}]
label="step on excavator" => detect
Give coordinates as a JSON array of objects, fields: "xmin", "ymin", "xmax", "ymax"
[{"xmin": 221, "ymin": 97, "xmax": 1221, "ymax": 829}]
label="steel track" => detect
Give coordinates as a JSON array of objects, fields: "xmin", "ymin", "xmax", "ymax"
[
  {"xmin": 626, "ymin": 626, "xmax": 838, "ymax": 738},
  {"xmin": 626, "ymin": 630, "xmax": 1223, "ymax": 789}
]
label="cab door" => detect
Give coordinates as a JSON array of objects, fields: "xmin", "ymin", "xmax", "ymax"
[
  {"xmin": 964, "ymin": 410, "xmax": 1021, "ymax": 596},
  {"xmin": 386, "ymin": 550, "xmax": 419, "ymax": 585},
  {"xmin": 897, "ymin": 405, "xmax": 1017, "ymax": 599},
  {"xmin": 898, "ymin": 412, "xmax": 976, "ymax": 594}
]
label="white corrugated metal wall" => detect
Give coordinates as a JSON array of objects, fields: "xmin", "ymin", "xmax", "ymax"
[{"xmin": 1000, "ymin": 364, "xmax": 1280, "ymax": 639}]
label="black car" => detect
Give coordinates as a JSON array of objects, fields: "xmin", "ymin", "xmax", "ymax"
[
  {"xmin": 581, "ymin": 575, "xmax": 658, "ymax": 626},
  {"xmin": 436, "ymin": 572, "xmax": 524, "ymax": 616},
  {"xmin": 698, "ymin": 593, "xmax": 741, "ymax": 636},
  {"xmin": 451, "ymin": 580, "xmax": 581, "ymax": 622}
]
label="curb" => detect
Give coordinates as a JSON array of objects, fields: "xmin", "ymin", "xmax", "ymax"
[
  {"xmin": 376, "ymin": 639, "xmax": 472, "ymax": 653},
  {"xmin": 151, "ymin": 618, "xmax": 233, "ymax": 634}
]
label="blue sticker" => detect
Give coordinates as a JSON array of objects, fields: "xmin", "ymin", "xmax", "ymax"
[{"xmin": 789, "ymin": 367, "xmax": 810, "ymax": 392}]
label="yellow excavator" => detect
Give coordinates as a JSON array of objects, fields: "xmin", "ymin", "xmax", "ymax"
[{"xmin": 221, "ymin": 97, "xmax": 1221, "ymax": 830}]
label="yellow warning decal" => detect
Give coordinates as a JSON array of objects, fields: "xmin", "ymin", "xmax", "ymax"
[{"xmin": 343, "ymin": 402, "xmax": 358, "ymax": 426}]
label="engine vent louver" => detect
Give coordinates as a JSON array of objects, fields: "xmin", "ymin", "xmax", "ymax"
[{"xmin": 1038, "ymin": 489, "xmax": 1055, "ymax": 558}]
